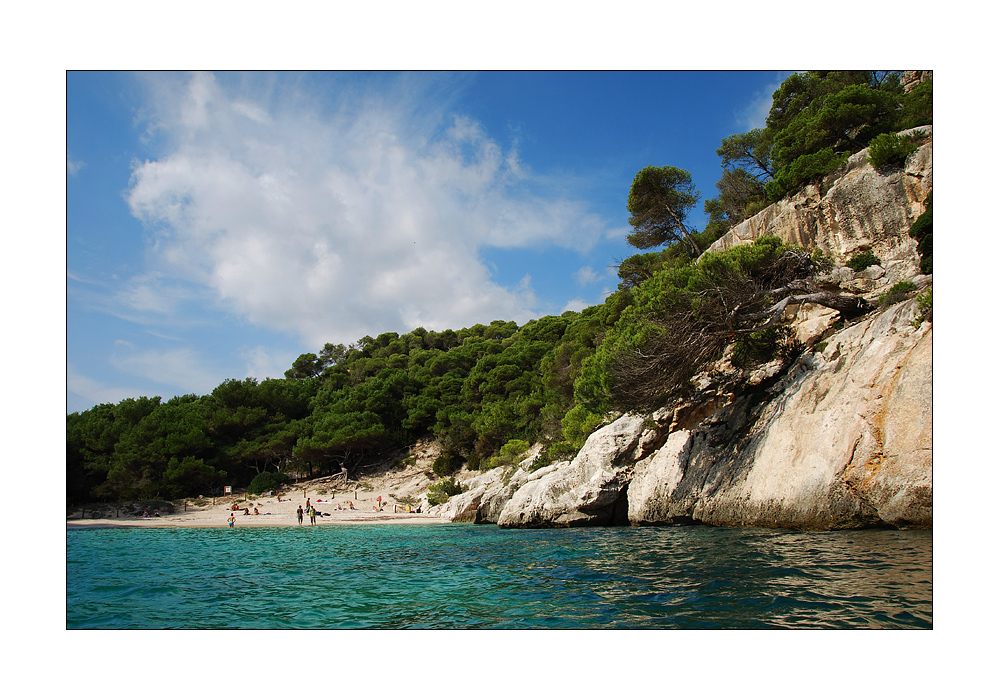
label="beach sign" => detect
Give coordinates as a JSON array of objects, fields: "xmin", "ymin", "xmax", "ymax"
[{"xmin": 224, "ymin": 486, "xmax": 232, "ymax": 495}]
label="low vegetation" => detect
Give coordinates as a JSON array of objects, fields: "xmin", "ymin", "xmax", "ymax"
[
  {"xmin": 847, "ymin": 251, "xmax": 882, "ymax": 272},
  {"xmin": 879, "ymin": 281, "xmax": 917, "ymax": 306},
  {"xmin": 913, "ymin": 288, "xmax": 933, "ymax": 326},
  {"xmin": 867, "ymin": 131, "xmax": 920, "ymax": 171},
  {"xmin": 427, "ymin": 478, "xmax": 464, "ymax": 507}
]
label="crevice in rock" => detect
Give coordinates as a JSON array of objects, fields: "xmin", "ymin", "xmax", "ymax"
[{"xmin": 610, "ymin": 482, "xmax": 630, "ymax": 526}]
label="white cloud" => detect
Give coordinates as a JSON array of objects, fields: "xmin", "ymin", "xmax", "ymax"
[
  {"xmin": 124, "ymin": 72, "xmax": 613, "ymax": 347},
  {"xmin": 562, "ymin": 298, "xmax": 588, "ymax": 314},
  {"xmin": 573, "ymin": 266, "xmax": 599, "ymax": 286},
  {"xmin": 241, "ymin": 345, "xmax": 294, "ymax": 381},
  {"xmin": 67, "ymin": 156, "xmax": 85, "ymax": 175},
  {"xmin": 111, "ymin": 346, "xmax": 223, "ymax": 396}
]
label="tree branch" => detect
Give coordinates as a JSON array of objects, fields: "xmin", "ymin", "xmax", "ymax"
[{"xmin": 734, "ymin": 290, "xmax": 870, "ymax": 333}]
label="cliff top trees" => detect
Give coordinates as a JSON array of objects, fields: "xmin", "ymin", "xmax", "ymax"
[
  {"xmin": 707, "ymin": 71, "xmax": 932, "ymax": 219},
  {"xmin": 626, "ymin": 165, "xmax": 702, "ymax": 258}
]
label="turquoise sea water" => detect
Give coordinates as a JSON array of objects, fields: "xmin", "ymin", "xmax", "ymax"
[{"xmin": 66, "ymin": 524, "xmax": 931, "ymax": 629}]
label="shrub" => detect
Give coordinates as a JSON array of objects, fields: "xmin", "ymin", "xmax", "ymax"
[
  {"xmin": 867, "ymin": 132, "xmax": 919, "ymax": 171},
  {"xmin": 546, "ymin": 441, "xmax": 578, "ymax": 464},
  {"xmin": 879, "ymin": 281, "xmax": 917, "ymax": 306},
  {"xmin": 248, "ymin": 471, "xmax": 288, "ymax": 495},
  {"xmin": 896, "ymin": 81, "xmax": 932, "ymax": 130},
  {"xmin": 765, "ymin": 149, "xmax": 849, "ymax": 202},
  {"xmin": 909, "ymin": 192, "xmax": 932, "ymax": 274},
  {"xmin": 912, "ymin": 288, "xmax": 932, "ymax": 327},
  {"xmin": 846, "ymin": 251, "xmax": 881, "ymax": 272},
  {"xmin": 487, "ymin": 439, "xmax": 531, "ymax": 470},
  {"xmin": 432, "ymin": 452, "xmax": 460, "ymax": 478},
  {"xmin": 427, "ymin": 477, "xmax": 464, "ymax": 506},
  {"xmin": 466, "ymin": 452, "xmax": 481, "ymax": 471},
  {"xmin": 561, "ymin": 404, "xmax": 604, "ymax": 449}
]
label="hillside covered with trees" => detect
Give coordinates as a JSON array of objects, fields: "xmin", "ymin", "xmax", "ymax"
[{"xmin": 67, "ymin": 70, "xmax": 932, "ymax": 505}]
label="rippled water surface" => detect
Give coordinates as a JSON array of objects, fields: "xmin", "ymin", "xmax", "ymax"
[{"xmin": 67, "ymin": 524, "xmax": 931, "ymax": 629}]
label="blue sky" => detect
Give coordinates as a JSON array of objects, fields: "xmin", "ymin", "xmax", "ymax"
[{"xmin": 67, "ymin": 70, "xmax": 793, "ymax": 413}]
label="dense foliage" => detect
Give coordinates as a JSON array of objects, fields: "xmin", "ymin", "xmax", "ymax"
[
  {"xmin": 626, "ymin": 165, "xmax": 703, "ymax": 257},
  {"xmin": 578, "ymin": 237, "xmax": 817, "ymax": 412},
  {"xmin": 703, "ymin": 70, "xmax": 932, "ymax": 221},
  {"xmin": 68, "ymin": 70, "xmax": 931, "ymax": 505},
  {"xmin": 867, "ymin": 131, "xmax": 920, "ymax": 171},
  {"xmin": 68, "ymin": 315, "xmax": 615, "ymax": 503}
]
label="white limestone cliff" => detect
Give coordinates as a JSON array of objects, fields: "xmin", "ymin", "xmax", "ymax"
[{"xmin": 436, "ymin": 130, "xmax": 932, "ymax": 530}]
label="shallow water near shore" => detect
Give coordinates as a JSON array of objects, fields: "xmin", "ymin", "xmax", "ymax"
[{"xmin": 66, "ymin": 524, "xmax": 931, "ymax": 629}]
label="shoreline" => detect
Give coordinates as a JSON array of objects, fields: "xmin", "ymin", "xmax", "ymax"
[
  {"xmin": 66, "ymin": 514, "xmax": 450, "ymax": 529},
  {"xmin": 66, "ymin": 483, "xmax": 448, "ymax": 529}
]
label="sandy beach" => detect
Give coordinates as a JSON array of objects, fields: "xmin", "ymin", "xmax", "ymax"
[
  {"xmin": 67, "ymin": 456, "xmax": 450, "ymax": 528},
  {"xmin": 67, "ymin": 491, "xmax": 447, "ymax": 528}
]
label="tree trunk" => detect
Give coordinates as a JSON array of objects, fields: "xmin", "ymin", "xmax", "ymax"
[
  {"xmin": 663, "ymin": 202, "xmax": 702, "ymax": 257},
  {"xmin": 736, "ymin": 289, "xmax": 870, "ymax": 333}
]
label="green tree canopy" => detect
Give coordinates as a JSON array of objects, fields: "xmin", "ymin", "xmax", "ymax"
[
  {"xmin": 762, "ymin": 71, "xmax": 908, "ymax": 200},
  {"xmin": 626, "ymin": 165, "xmax": 702, "ymax": 257}
]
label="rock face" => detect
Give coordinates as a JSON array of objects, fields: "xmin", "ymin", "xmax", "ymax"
[
  {"xmin": 434, "ymin": 133, "xmax": 931, "ymax": 531},
  {"xmin": 708, "ymin": 127, "xmax": 932, "ymax": 292},
  {"xmin": 466, "ymin": 301, "xmax": 930, "ymax": 530},
  {"xmin": 628, "ymin": 299, "xmax": 931, "ymax": 529},
  {"xmin": 495, "ymin": 414, "xmax": 647, "ymax": 528}
]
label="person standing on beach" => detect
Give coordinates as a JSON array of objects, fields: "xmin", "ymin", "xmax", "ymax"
[
  {"xmin": 309, "ymin": 505, "xmax": 317, "ymax": 525},
  {"xmin": 228, "ymin": 514, "xmax": 236, "ymax": 528},
  {"xmin": 297, "ymin": 505, "xmax": 303, "ymax": 525}
]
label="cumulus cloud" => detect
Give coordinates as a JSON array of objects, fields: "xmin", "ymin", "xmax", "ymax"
[
  {"xmin": 67, "ymin": 156, "xmax": 85, "ymax": 175},
  {"xmin": 124, "ymin": 72, "xmax": 615, "ymax": 348},
  {"xmin": 241, "ymin": 345, "xmax": 295, "ymax": 382},
  {"xmin": 561, "ymin": 298, "xmax": 588, "ymax": 314},
  {"xmin": 573, "ymin": 266, "xmax": 599, "ymax": 286}
]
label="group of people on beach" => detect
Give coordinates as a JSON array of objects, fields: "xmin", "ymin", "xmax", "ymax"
[{"xmin": 226, "ymin": 492, "xmax": 421, "ymax": 528}]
